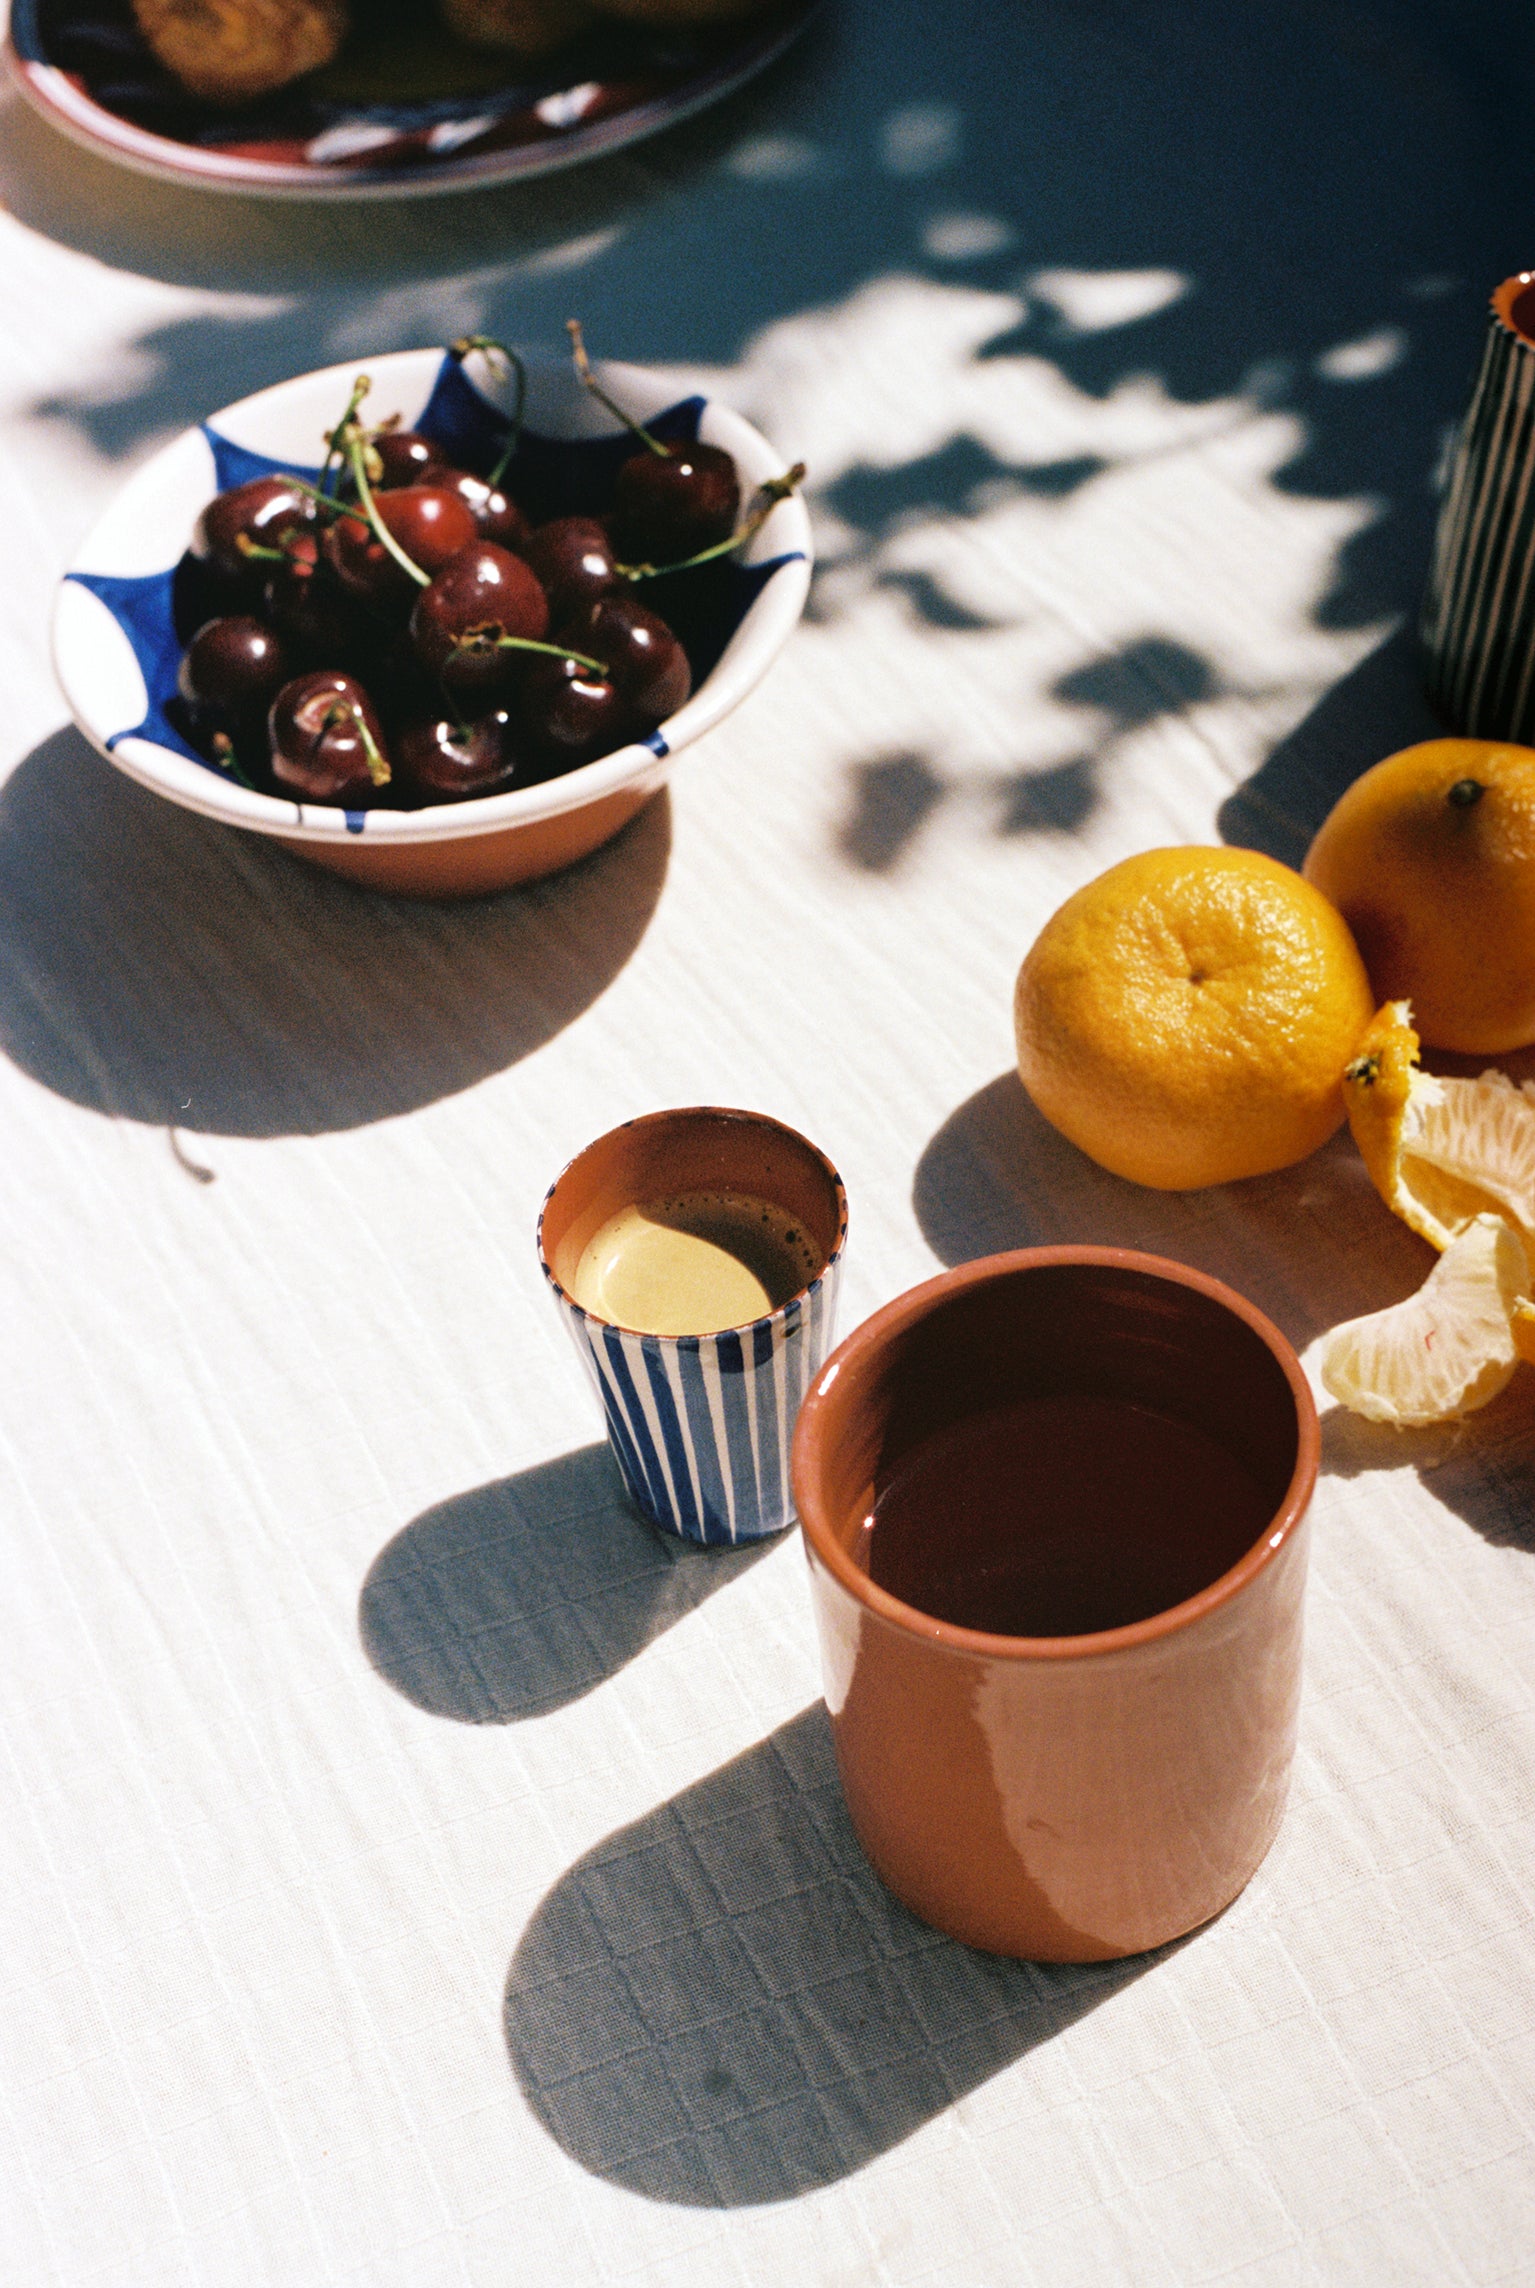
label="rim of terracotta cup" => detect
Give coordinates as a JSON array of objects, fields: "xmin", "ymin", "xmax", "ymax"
[
  {"xmin": 1491, "ymin": 273, "xmax": 1535, "ymax": 348},
  {"xmin": 792, "ymin": 1244, "xmax": 1319, "ymax": 1662},
  {"xmin": 536, "ymin": 1105, "xmax": 849, "ymax": 1340}
]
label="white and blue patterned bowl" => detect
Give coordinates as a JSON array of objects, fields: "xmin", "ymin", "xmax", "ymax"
[
  {"xmin": 52, "ymin": 345, "xmax": 811, "ymax": 896},
  {"xmin": 538, "ymin": 1108, "xmax": 848, "ymax": 1545}
]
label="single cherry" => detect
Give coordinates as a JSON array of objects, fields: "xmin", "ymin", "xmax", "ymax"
[
  {"xmin": 518, "ymin": 655, "xmax": 638, "ymax": 768},
  {"xmin": 430, "ymin": 469, "xmax": 531, "ymax": 551},
  {"xmin": 363, "ymin": 647, "xmax": 442, "ymax": 734},
  {"xmin": 192, "ymin": 476, "xmax": 314, "ymax": 584},
  {"xmin": 393, "ymin": 711, "xmax": 531, "ymax": 804},
  {"xmin": 410, "ymin": 541, "xmax": 550, "ymax": 700},
  {"xmin": 268, "ymin": 671, "xmax": 390, "ymax": 803},
  {"xmin": 371, "ymin": 429, "xmax": 439, "ymax": 487},
  {"xmin": 178, "ymin": 615, "xmax": 291, "ymax": 717},
  {"xmin": 262, "ymin": 533, "xmax": 372, "ymax": 665},
  {"xmin": 567, "ymin": 593, "xmax": 692, "ymax": 720},
  {"xmin": 563, "ymin": 318, "xmax": 739, "ymax": 564},
  {"xmin": 324, "ymin": 486, "xmax": 479, "ymax": 609},
  {"xmin": 521, "ymin": 517, "xmax": 622, "ymax": 621},
  {"xmin": 609, "ymin": 442, "xmax": 739, "ymax": 565}
]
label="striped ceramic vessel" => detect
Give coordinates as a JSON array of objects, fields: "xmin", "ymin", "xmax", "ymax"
[
  {"xmin": 1423, "ymin": 273, "xmax": 1535, "ymax": 743},
  {"xmin": 538, "ymin": 1109, "xmax": 848, "ymax": 1546}
]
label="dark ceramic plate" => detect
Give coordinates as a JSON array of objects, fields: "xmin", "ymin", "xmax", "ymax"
[{"xmin": 6, "ymin": 0, "xmax": 817, "ymax": 197}]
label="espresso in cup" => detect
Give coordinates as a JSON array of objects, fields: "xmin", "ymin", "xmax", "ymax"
[{"xmin": 569, "ymin": 1189, "xmax": 823, "ymax": 1337}]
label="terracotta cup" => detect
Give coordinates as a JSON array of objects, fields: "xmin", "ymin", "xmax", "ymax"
[
  {"xmin": 791, "ymin": 1247, "xmax": 1318, "ymax": 1962},
  {"xmin": 539, "ymin": 1108, "xmax": 847, "ymax": 1546}
]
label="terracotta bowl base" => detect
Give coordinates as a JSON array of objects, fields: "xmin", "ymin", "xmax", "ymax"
[{"xmin": 272, "ymin": 785, "xmax": 655, "ymax": 899}]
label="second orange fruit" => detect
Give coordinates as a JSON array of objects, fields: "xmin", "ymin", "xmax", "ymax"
[
  {"xmin": 1015, "ymin": 846, "xmax": 1374, "ymax": 1190},
  {"xmin": 1304, "ymin": 737, "xmax": 1535, "ymax": 1054}
]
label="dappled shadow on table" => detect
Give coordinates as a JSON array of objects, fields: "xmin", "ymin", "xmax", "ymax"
[
  {"xmin": 1322, "ymin": 1387, "xmax": 1535, "ymax": 1559},
  {"xmin": 1219, "ymin": 624, "xmax": 1445, "ymax": 866},
  {"xmin": 834, "ymin": 634, "xmax": 1232, "ymax": 871},
  {"xmin": 12, "ymin": 0, "xmax": 1526, "ymax": 604},
  {"xmin": 0, "ymin": 731, "xmax": 668, "ymax": 1138},
  {"xmin": 360, "ymin": 1442, "xmax": 769, "ymax": 1724},
  {"xmin": 913, "ymin": 1070, "xmax": 1433, "ymax": 1357},
  {"xmin": 8, "ymin": 0, "xmax": 1530, "ymax": 950},
  {"xmin": 505, "ymin": 1703, "xmax": 1175, "ymax": 2206}
]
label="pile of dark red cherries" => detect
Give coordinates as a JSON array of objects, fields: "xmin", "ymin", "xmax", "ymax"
[{"xmin": 176, "ymin": 332, "xmax": 797, "ymax": 809}]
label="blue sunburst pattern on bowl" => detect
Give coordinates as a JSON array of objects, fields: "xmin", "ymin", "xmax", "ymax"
[{"xmin": 64, "ymin": 351, "xmax": 803, "ymax": 825}]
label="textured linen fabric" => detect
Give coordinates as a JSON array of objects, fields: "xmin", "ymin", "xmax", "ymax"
[{"xmin": 1, "ymin": 0, "xmax": 1534, "ymax": 2281}]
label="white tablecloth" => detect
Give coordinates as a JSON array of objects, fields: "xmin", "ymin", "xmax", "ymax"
[{"xmin": 3, "ymin": 2, "xmax": 1534, "ymax": 2280}]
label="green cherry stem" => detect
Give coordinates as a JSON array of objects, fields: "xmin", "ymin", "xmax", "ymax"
[
  {"xmin": 452, "ymin": 335, "xmax": 528, "ymax": 486},
  {"xmin": 451, "ymin": 630, "xmax": 610, "ymax": 677},
  {"xmin": 322, "ymin": 700, "xmax": 392, "ymax": 788},
  {"xmin": 234, "ymin": 534, "xmax": 289, "ymax": 565},
  {"xmin": 567, "ymin": 319, "xmax": 669, "ymax": 459},
  {"xmin": 617, "ymin": 461, "xmax": 808, "ymax": 582},
  {"xmin": 209, "ymin": 732, "xmax": 255, "ymax": 790},
  {"xmin": 284, "ymin": 477, "xmax": 369, "ymax": 527},
  {"xmin": 319, "ymin": 375, "xmax": 372, "ymax": 498},
  {"xmin": 345, "ymin": 431, "xmax": 430, "ymax": 589}
]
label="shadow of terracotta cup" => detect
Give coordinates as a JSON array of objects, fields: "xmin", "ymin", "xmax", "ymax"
[{"xmin": 791, "ymin": 1247, "xmax": 1318, "ymax": 1963}]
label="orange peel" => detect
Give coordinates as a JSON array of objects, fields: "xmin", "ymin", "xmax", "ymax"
[{"xmin": 1341, "ymin": 1001, "xmax": 1535, "ymax": 1272}]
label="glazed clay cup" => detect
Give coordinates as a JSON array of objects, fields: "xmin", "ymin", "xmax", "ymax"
[
  {"xmin": 791, "ymin": 1248, "xmax": 1318, "ymax": 1962},
  {"xmin": 539, "ymin": 1108, "xmax": 847, "ymax": 1546}
]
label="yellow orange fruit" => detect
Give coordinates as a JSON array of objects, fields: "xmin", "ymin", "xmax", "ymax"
[
  {"xmin": 1013, "ymin": 846, "xmax": 1375, "ymax": 1190},
  {"xmin": 1304, "ymin": 738, "xmax": 1535, "ymax": 1053},
  {"xmin": 1319, "ymin": 1214, "xmax": 1528, "ymax": 1426},
  {"xmin": 1342, "ymin": 1000, "xmax": 1535, "ymax": 1270}
]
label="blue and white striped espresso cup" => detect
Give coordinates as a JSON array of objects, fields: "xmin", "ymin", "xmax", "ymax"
[{"xmin": 537, "ymin": 1108, "xmax": 847, "ymax": 1545}]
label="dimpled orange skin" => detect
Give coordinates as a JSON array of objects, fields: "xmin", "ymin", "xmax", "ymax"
[
  {"xmin": 1014, "ymin": 847, "xmax": 1375, "ymax": 1191},
  {"xmin": 1303, "ymin": 739, "xmax": 1535, "ymax": 1055}
]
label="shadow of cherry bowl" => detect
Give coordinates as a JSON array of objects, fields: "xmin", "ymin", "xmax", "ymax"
[{"xmin": 51, "ymin": 345, "xmax": 811, "ymax": 898}]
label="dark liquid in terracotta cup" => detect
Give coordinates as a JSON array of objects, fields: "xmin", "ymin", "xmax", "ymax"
[
  {"xmin": 861, "ymin": 1393, "xmax": 1273, "ymax": 1637},
  {"xmin": 1508, "ymin": 282, "xmax": 1535, "ymax": 347}
]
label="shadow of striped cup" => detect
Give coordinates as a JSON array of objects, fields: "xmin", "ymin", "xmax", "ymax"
[
  {"xmin": 1423, "ymin": 273, "xmax": 1535, "ymax": 742},
  {"xmin": 538, "ymin": 1108, "xmax": 847, "ymax": 1545}
]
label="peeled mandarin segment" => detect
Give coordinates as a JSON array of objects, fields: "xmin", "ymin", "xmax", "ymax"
[
  {"xmin": 1319, "ymin": 1213, "xmax": 1529, "ymax": 1426},
  {"xmin": 1342, "ymin": 999, "xmax": 1535, "ymax": 1271},
  {"xmin": 1014, "ymin": 845, "xmax": 1375, "ymax": 1190},
  {"xmin": 1304, "ymin": 737, "xmax": 1535, "ymax": 1054}
]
